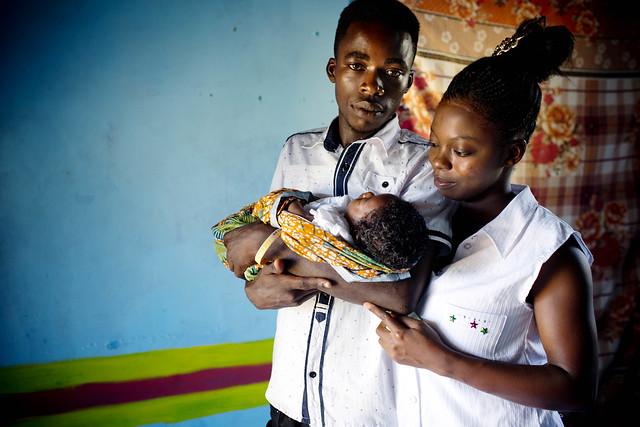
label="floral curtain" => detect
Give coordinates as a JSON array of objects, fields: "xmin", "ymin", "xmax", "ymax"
[{"xmin": 400, "ymin": 1, "xmax": 639, "ymax": 424}]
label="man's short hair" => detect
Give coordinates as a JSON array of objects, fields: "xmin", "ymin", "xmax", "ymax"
[
  {"xmin": 334, "ymin": 0, "xmax": 420, "ymax": 58},
  {"xmin": 350, "ymin": 196, "xmax": 428, "ymax": 270}
]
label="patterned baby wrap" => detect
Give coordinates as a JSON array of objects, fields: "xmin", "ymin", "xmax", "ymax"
[{"xmin": 211, "ymin": 188, "xmax": 400, "ymax": 281}]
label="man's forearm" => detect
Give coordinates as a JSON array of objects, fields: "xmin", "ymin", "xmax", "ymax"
[
  {"xmin": 278, "ymin": 247, "xmax": 436, "ymax": 314},
  {"xmin": 224, "ymin": 222, "xmax": 276, "ymax": 278}
]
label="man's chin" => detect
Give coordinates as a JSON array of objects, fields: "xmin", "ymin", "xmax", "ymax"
[{"xmin": 348, "ymin": 116, "xmax": 392, "ymax": 135}]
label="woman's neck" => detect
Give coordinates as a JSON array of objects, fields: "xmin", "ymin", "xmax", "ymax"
[{"xmin": 453, "ymin": 184, "xmax": 515, "ymax": 245}]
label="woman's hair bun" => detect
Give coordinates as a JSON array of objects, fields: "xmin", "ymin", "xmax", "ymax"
[{"xmin": 498, "ymin": 17, "xmax": 574, "ymax": 83}]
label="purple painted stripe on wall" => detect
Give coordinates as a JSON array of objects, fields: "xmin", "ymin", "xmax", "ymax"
[{"xmin": 2, "ymin": 363, "xmax": 271, "ymax": 420}]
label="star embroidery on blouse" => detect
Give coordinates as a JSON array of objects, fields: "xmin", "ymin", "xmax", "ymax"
[
  {"xmin": 480, "ymin": 327, "xmax": 488, "ymax": 335},
  {"xmin": 449, "ymin": 314, "xmax": 456, "ymax": 322},
  {"xmin": 470, "ymin": 320, "xmax": 478, "ymax": 329}
]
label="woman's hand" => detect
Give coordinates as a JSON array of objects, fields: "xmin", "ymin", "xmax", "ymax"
[{"xmin": 364, "ymin": 302, "xmax": 450, "ymax": 372}]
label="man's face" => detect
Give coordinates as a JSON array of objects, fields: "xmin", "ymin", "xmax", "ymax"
[{"xmin": 327, "ymin": 21, "xmax": 415, "ymax": 145}]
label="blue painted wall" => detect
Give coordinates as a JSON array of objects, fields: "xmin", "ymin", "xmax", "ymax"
[{"xmin": 0, "ymin": 0, "xmax": 347, "ymax": 424}]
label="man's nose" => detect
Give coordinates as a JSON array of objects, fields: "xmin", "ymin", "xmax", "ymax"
[{"xmin": 360, "ymin": 70, "xmax": 384, "ymax": 96}]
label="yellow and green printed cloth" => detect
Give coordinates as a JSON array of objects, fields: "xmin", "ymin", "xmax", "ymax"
[{"xmin": 211, "ymin": 188, "xmax": 397, "ymax": 281}]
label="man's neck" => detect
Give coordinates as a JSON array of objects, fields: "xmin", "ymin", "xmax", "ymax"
[{"xmin": 338, "ymin": 116, "xmax": 394, "ymax": 147}]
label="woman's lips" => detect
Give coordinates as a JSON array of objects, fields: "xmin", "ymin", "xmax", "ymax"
[{"xmin": 434, "ymin": 176, "xmax": 456, "ymax": 190}]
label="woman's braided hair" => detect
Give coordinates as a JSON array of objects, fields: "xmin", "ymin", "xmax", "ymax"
[{"xmin": 442, "ymin": 17, "xmax": 574, "ymax": 144}]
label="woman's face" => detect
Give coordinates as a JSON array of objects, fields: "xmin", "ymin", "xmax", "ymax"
[{"xmin": 428, "ymin": 100, "xmax": 509, "ymax": 202}]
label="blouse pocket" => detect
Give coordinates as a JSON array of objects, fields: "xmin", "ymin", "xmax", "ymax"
[
  {"xmin": 434, "ymin": 303, "xmax": 507, "ymax": 359},
  {"xmin": 361, "ymin": 170, "xmax": 397, "ymax": 194}
]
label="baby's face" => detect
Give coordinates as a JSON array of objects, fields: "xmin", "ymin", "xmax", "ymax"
[{"xmin": 346, "ymin": 192, "xmax": 399, "ymax": 224}]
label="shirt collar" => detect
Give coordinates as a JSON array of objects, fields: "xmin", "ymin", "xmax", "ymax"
[
  {"xmin": 482, "ymin": 185, "xmax": 538, "ymax": 258},
  {"xmin": 322, "ymin": 115, "xmax": 400, "ymax": 153},
  {"xmin": 323, "ymin": 118, "xmax": 342, "ymax": 151}
]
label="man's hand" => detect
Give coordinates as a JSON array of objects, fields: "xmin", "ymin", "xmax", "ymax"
[
  {"xmin": 285, "ymin": 200, "xmax": 313, "ymax": 220},
  {"xmin": 224, "ymin": 222, "xmax": 274, "ymax": 278},
  {"xmin": 245, "ymin": 259, "xmax": 331, "ymax": 309}
]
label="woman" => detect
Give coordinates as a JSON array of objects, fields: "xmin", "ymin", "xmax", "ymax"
[{"xmin": 365, "ymin": 17, "xmax": 598, "ymax": 426}]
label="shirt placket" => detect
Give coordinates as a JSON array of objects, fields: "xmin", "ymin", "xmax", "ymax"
[
  {"xmin": 304, "ymin": 142, "xmax": 365, "ymax": 425},
  {"xmin": 303, "ymin": 294, "xmax": 331, "ymax": 425}
]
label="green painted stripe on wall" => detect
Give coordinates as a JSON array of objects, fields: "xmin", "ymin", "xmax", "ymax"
[
  {"xmin": 0, "ymin": 339, "xmax": 273, "ymax": 394},
  {"xmin": 10, "ymin": 381, "xmax": 269, "ymax": 427}
]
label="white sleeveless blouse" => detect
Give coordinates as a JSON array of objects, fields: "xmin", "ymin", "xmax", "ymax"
[{"xmin": 396, "ymin": 185, "xmax": 593, "ymax": 427}]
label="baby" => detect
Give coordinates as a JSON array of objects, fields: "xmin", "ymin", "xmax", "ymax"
[{"xmin": 212, "ymin": 188, "xmax": 429, "ymax": 282}]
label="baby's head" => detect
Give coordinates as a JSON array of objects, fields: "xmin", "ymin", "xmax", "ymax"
[{"xmin": 346, "ymin": 192, "xmax": 428, "ymax": 270}]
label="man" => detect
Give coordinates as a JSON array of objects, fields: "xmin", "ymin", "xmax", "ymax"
[{"xmin": 224, "ymin": 1, "xmax": 452, "ymax": 425}]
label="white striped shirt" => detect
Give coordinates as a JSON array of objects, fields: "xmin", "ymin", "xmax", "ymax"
[{"xmin": 266, "ymin": 116, "xmax": 453, "ymax": 426}]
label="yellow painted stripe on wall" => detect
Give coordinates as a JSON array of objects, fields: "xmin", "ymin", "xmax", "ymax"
[
  {"xmin": 0, "ymin": 339, "xmax": 273, "ymax": 394},
  {"xmin": 10, "ymin": 381, "xmax": 269, "ymax": 427}
]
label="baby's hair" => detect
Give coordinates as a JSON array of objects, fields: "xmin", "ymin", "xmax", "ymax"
[
  {"xmin": 350, "ymin": 196, "xmax": 428, "ymax": 270},
  {"xmin": 443, "ymin": 17, "xmax": 574, "ymax": 144},
  {"xmin": 334, "ymin": 0, "xmax": 420, "ymax": 59}
]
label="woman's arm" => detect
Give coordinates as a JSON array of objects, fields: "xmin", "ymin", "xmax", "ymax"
[{"xmin": 367, "ymin": 239, "xmax": 598, "ymax": 411}]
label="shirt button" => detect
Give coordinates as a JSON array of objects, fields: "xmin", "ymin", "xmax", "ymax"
[
  {"xmin": 309, "ymin": 371, "xmax": 317, "ymax": 378},
  {"xmin": 410, "ymin": 395, "xmax": 418, "ymax": 404},
  {"xmin": 382, "ymin": 181, "xmax": 389, "ymax": 188},
  {"xmin": 463, "ymin": 243, "xmax": 472, "ymax": 250}
]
